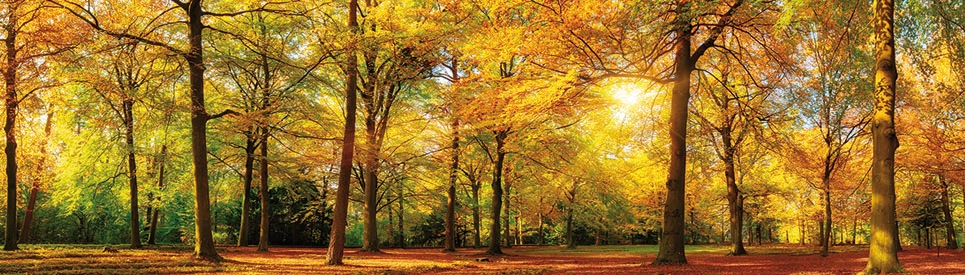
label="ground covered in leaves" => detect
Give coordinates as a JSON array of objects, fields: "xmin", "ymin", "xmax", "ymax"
[{"xmin": 2, "ymin": 244, "xmax": 963, "ymax": 274}]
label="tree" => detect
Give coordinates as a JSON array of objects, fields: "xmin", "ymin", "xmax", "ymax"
[
  {"xmin": 441, "ymin": 57, "xmax": 461, "ymax": 252},
  {"xmin": 3, "ymin": 0, "xmax": 74, "ymax": 251},
  {"xmin": 54, "ymin": 0, "xmax": 294, "ymax": 260},
  {"xmin": 788, "ymin": 1, "xmax": 873, "ymax": 255},
  {"xmin": 864, "ymin": 0, "xmax": 901, "ymax": 272},
  {"xmin": 18, "ymin": 108, "xmax": 53, "ymax": 244},
  {"xmin": 325, "ymin": 0, "xmax": 359, "ymax": 265},
  {"xmin": 82, "ymin": 38, "xmax": 171, "ymax": 249},
  {"xmin": 654, "ymin": 0, "xmax": 745, "ymax": 264},
  {"xmin": 209, "ymin": 8, "xmax": 323, "ymax": 251},
  {"xmin": 692, "ymin": 58, "xmax": 780, "ymax": 255}
]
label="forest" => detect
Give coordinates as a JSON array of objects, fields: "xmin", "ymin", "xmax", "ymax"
[{"xmin": 0, "ymin": 0, "xmax": 963, "ymax": 274}]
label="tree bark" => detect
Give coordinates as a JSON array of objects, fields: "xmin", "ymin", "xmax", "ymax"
[
  {"xmin": 360, "ymin": 119, "xmax": 380, "ymax": 252},
  {"xmin": 19, "ymin": 110, "xmax": 52, "ymax": 244},
  {"xmin": 257, "ymin": 128, "xmax": 270, "ymax": 252},
  {"xmin": 471, "ymin": 182, "xmax": 481, "ymax": 248},
  {"xmin": 444, "ymin": 119, "xmax": 459, "ymax": 252},
  {"xmin": 864, "ymin": 0, "xmax": 900, "ymax": 272},
  {"xmin": 723, "ymin": 130, "xmax": 745, "ymax": 255},
  {"xmin": 654, "ymin": 11, "xmax": 693, "ymax": 265},
  {"xmin": 487, "ymin": 130, "xmax": 507, "ymax": 255},
  {"xmin": 123, "ymin": 98, "xmax": 143, "ymax": 248},
  {"xmin": 565, "ymin": 207, "xmax": 575, "ymax": 249},
  {"xmin": 397, "ymin": 185, "xmax": 405, "ymax": 248},
  {"xmin": 821, "ymin": 175, "xmax": 832, "ymax": 257},
  {"xmin": 238, "ymin": 132, "xmax": 256, "ymax": 246},
  {"xmin": 537, "ymin": 212, "xmax": 544, "ymax": 246},
  {"xmin": 516, "ymin": 214, "xmax": 522, "ymax": 246},
  {"xmin": 939, "ymin": 175, "xmax": 957, "ymax": 249},
  {"xmin": 182, "ymin": 0, "xmax": 219, "ymax": 261},
  {"xmin": 148, "ymin": 145, "xmax": 166, "ymax": 245},
  {"xmin": 3, "ymin": 3, "xmax": 20, "ymax": 251},
  {"xmin": 326, "ymin": 0, "xmax": 359, "ymax": 264},
  {"xmin": 503, "ymin": 182, "xmax": 512, "ymax": 248}
]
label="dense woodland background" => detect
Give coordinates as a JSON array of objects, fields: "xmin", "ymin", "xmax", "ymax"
[{"xmin": 0, "ymin": 0, "xmax": 959, "ymax": 269}]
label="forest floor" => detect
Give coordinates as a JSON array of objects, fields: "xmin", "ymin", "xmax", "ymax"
[{"xmin": 1, "ymin": 244, "xmax": 963, "ymax": 274}]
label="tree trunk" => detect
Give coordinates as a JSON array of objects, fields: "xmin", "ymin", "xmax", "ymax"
[
  {"xmin": 444, "ymin": 119, "xmax": 459, "ymax": 252},
  {"xmin": 238, "ymin": 133, "xmax": 256, "ymax": 246},
  {"xmin": 821, "ymin": 176, "xmax": 831, "ymax": 257},
  {"xmin": 183, "ymin": 0, "xmax": 219, "ymax": 261},
  {"xmin": 147, "ymin": 145, "xmax": 166, "ymax": 245},
  {"xmin": 654, "ymin": 12, "xmax": 693, "ymax": 265},
  {"xmin": 503, "ymin": 182, "xmax": 511, "ymax": 248},
  {"xmin": 396, "ymin": 183, "xmax": 405, "ymax": 248},
  {"xmin": 19, "ymin": 110, "xmax": 52, "ymax": 244},
  {"xmin": 852, "ymin": 215, "xmax": 858, "ymax": 245},
  {"xmin": 516, "ymin": 214, "xmax": 522, "ymax": 246},
  {"xmin": 926, "ymin": 227, "xmax": 931, "ymax": 249},
  {"xmin": 387, "ymin": 201, "xmax": 394, "ymax": 247},
  {"xmin": 472, "ymin": 183, "xmax": 481, "ymax": 248},
  {"xmin": 537, "ymin": 212, "xmax": 544, "ymax": 246},
  {"xmin": 487, "ymin": 130, "xmax": 507, "ymax": 255},
  {"xmin": 3, "ymin": 3, "xmax": 20, "ymax": 251},
  {"xmin": 595, "ymin": 227, "xmax": 602, "ymax": 246},
  {"xmin": 325, "ymin": 0, "xmax": 359, "ymax": 266},
  {"xmin": 566, "ymin": 207, "xmax": 574, "ymax": 249},
  {"xmin": 939, "ymin": 175, "xmax": 957, "ymax": 249},
  {"xmin": 257, "ymin": 128, "xmax": 270, "ymax": 252},
  {"xmin": 864, "ymin": 0, "xmax": 900, "ymax": 272},
  {"xmin": 123, "ymin": 98, "xmax": 143, "ymax": 249},
  {"xmin": 360, "ymin": 121, "xmax": 380, "ymax": 252},
  {"xmin": 723, "ymin": 140, "xmax": 745, "ymax": 255},
  {"xmin": 895, "ymin": 221, "xmax": 902, "ymax": 251}
]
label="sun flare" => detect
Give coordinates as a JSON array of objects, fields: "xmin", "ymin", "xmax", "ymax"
[
  {"xmin": 613, "ymin": 85, "xmax": 641, "ymax": 106},
  {"xmin": 610, "ymin": 81, "xmax": 658, "ymax": 107}
]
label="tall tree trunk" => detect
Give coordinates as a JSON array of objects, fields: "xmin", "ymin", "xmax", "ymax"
[
  {"xmin": 865, "ymin": 0, "xmax": 900, "ymax": 272},
  {"xmin": 486, "ymin": 130, "xmax": 507, "ymax": 255},
  {"xmin": 396, "ymin": 182, "xmax": 404, "ymax": 248},
  {"xmin": 184, "ymin": 0, "xmax": 219, "ymax": 261},
  {"xmin": 325, "ymin": 0, "xmax": 359, "ymax": 265},
  {"xmin": 123, "ymin": 98, "xmax": 142, "ymax": 248},
  {"xmin": 939, "ymin": 175, "xmax": 957, "ymax": 249},
  {"xmin": 444, "ymin": 119, "xmax": 459, "ymax": 252},
  {"xmin": 852, "ymin": 215, "xmax": 858, "ymax": 245},
  {"xmin": 723, "ymin": 132, "xmax": 745, "ymax": 255},
  {"xmin": 387, "ymin": 201, "xmax": 394, "ymax": 247},
  {"xmin": 238, "ymin": 133, "xmax": 256, "ymax": 246},
  {"xmin": 565, "ymin": 207, "xmax": 574, "ymax": 249},
  {"xmin": 821, "ymin": 175, "xmax": 832, "ymax": 257},
  {"xmin": 3, "ymin": 3, "xmax": 20, "ymax": 251},
  {"xmin": 472, "ymin": 183, "xmax": 481, "ymax": 248},
  {"xmin": 654, "ymin": 12, "xmax": 693, "ymax": 265},
  {"xmin": 19, "ymin": 110, "xmax": 52, "ymax": 244},
  {"xmin": 537, "ymin": 212, "xmax": 544, "ymax": 246},
  {"xmin": 516, "ymin": 214, "xmax": 522, "ymax": 246},
  {"xmin": 503, "ymin": 183, "xmax": 511, "ymax": 248},
  {"xmin": 147, "ymin": 145, "xmax": 166, "ymax": 245},
  {"xmin": 360, "ymin": 121, "xmax": 380, "ymax": 252},
  {"xmin": 257, "ymin": 128, "xmax": 270, "ymax": 252}
]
